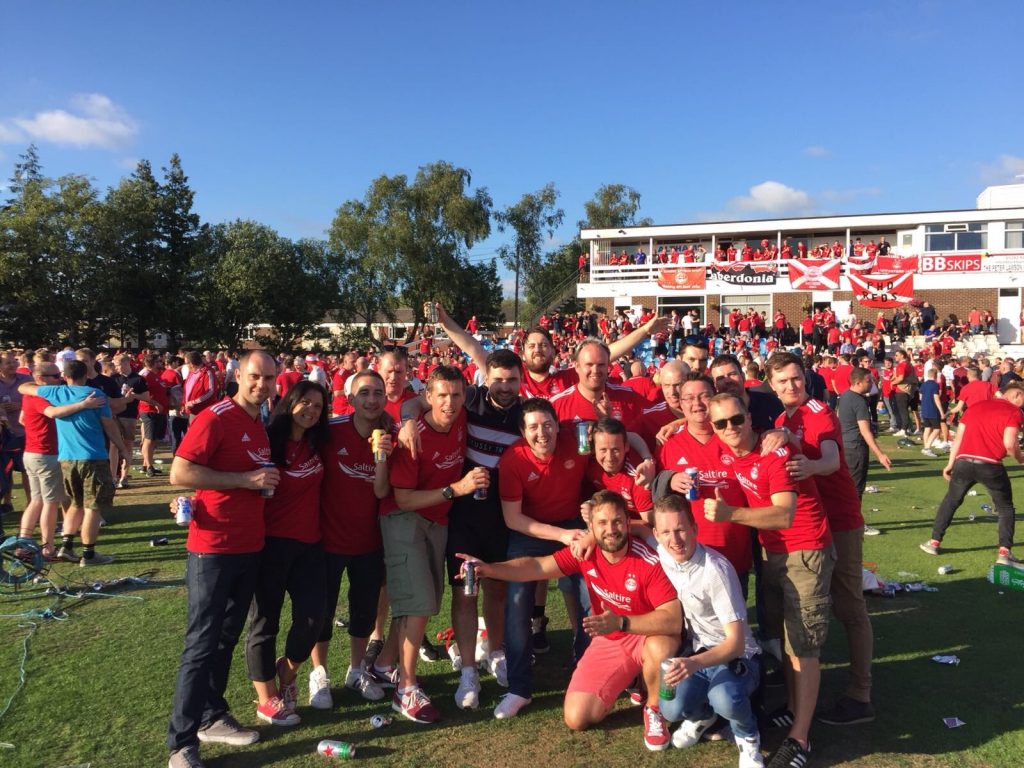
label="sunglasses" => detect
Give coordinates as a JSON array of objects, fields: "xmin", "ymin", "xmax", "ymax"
[{"xmin": 711, "ymin": 414, "xmax": 746, "ymax": 430}]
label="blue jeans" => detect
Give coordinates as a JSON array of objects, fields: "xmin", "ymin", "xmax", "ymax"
[
  {"xmin": 167, "ymin": 551, "xmax": 261, "ymax": 752},
  {"xmin": 661, "ymin": 655, "xmax": 760, "ymax": 739},
  {"xmin": 505, "ymin": 523, "xmax": 591, "ymax": 699}
]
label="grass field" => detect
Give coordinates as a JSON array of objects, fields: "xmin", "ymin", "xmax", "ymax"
[{"xmin": 1, "ymin": 434, "xmax": 1022, "ymax": 768}]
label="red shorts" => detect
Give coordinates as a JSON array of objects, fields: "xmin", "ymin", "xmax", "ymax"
[{"xmin": 567, "ymin": 633, "xmax": 645, "ymax": 709}]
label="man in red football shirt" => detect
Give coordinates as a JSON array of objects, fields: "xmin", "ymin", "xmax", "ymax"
[
  {"xmin": 138, "ymin": 353, "xmax": 170, "ymax": 477},
  {"xmin": 549, "ymin": 340, "xmax": 647, "ymax": 429},
  {"xmin": 459, "ymin": 490, "xmax": 681, "ymax": 751},
  {"xmin": 766, "ymin": 353, "xmax": 874, "ymax": 726},
  {"xmin": 585, "ymin": 417, "xmax": 654, "ymax": 520},
  {"xmin": 166, "ymin": 351, "xmax": 281, "ymax": 768},
  {"xmin": 378, "ymin": 366, "xmax": 488, "ymax": 724},
  {"xmin": 275, "ymin": 355, "xmax": 305, "ymax": 401},
  {"xmin": 379, "ymin": 349, "xmax": 419, "ymax": 422},
  {"xmin": 921, "ymin": 381, "xmax": 1024, "ymax": 566},
  {"xmin": 703, "ymin": 393, "xmax": 833, "ymax": 768}
]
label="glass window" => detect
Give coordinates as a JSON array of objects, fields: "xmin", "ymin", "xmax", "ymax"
[
  {"xmin": 1006, "ymin": 221, "xmax": 1024, "ymax": 249},
  {"xmin": 658, "ymin": 297, "xmax": 705, "ymax": 326},
  {"xmin": 719, "ymin": 294, "xmax": 771, "ymax": 328},
  {"xmin": 925, "ymin": 223, "xmax": 987, "ymax": 251}
]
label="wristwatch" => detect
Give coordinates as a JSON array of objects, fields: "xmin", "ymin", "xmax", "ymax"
[
  {"xmin": 441, "ymin": 486, "xmax": 455, "ymax": 500},
  {"xmin": 620, "ymin": 615, "xmax": 630, "ymax": 633}
]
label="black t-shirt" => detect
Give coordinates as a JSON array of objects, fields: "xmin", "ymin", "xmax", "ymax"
[
  {"xmin": 748, "ymin": 389, "xmax": 784, "ymax": 433},
  {"xmin": 112, "ymin": 372, "xmax": 148, "ymax": 419}
]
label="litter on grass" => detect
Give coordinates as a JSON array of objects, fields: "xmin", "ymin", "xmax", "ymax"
[
  {"xmin": 943, "ymin": 717, "xmax": 966, "ymax": 728},
  {"xmin": 932, "ymin": 655, "xmax": 960, "ymax": 666}
]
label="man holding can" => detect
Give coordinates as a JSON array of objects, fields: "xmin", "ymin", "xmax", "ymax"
[
  {"xmin": 458, "ymin": 490, "xmax": 680, "ymax": 750},
  {"xmin": 165, "ymin": 350, "xmax": 281, "ymax": 768}
]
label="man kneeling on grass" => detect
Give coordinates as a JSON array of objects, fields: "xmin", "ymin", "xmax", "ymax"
[{"xmin": 458, "ymin": 490, "xmax": 681, "ymax": 750}]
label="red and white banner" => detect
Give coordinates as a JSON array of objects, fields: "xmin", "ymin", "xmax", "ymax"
[
  {"xmin": 874, "ymin": 255, "xmax": 919, "ymax": 274},
  {"xmin": 846, "ymin": 253, "xmax": 876, "ymax": 271},
  {"xmin": 848, "ymin": 271, "xmax": 915, "ymax": 308},
  {"xmin": 788, "ymin": 259, "xmax": 840, "ymax": 290},
  {"xmin": 657, "ymin": 266, "xmax": 706, "ymax": 290},
  {"xmin": 920, "ymin": 254, "xmax": 982, "ymax": 272}
]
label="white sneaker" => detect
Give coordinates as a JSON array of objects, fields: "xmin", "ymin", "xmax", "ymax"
[
  {"xmin": 448, "ymin": 642, "xmax": 463, "ymax": 672},
  {"xmin": 735, "ymin": 733, "xmax": 765, "ymax": 768},
  {"xmin": 672, "ymin": 714, "xmax": 718, "ymax": 749},
  {"xmin": 921, "ymin": 448, "xmax": 937, "ymax": 457},
  {"xmin": 475, "ymin": 628, "xmax": 490, "ymax": 666},
  {"xmin": 308, "ymin": 665, "xmax": 333, "ymax": 710},
  {"xmin": 455, "ymin": 667, "xmax": 480, "ymax": 710},
  {"xmin": 345, "ymin": 665, "xmax": 385, "ymax": 701},
  {"xmin": 893, "ymin": 429, "xmax": 907, "ymax": 437},
  {"xmin": 482, "ymin": 650, "xmax": 508, "ymax": 687},
  {"xmin": 494, "ymin": 692, "xmax": 531, "ymax": 719}
]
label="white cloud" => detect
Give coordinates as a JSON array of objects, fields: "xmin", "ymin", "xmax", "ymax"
[
  {"xmin": 727, "ymin": 181, "xmax": 814, "ymax": 216},
  {"xmin": 978, "ymin": 154, "xmax": 1024, "ymax": 184},
  {"xmin": 2, "ymin": 93, "xmax": 138, "ymax": 150},
  {"xmin": 803, "ymin": 146, "xmax": 829, "ymax": 157}
]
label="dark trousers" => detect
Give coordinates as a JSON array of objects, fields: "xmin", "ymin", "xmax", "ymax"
[
  {"xmin": 845, "ymin": 442, "xmax": 869, "ymax": 498},
  {"xmin": 167, "ymin": 551, "xmax": 261, "ymax": 752},
  {"xmin": 245, "ymin": 537, "xmax": 326, "ymax": 682},
  {"xmin": 933, "ymin": 459, "xmax": 1016, "ymax": 548},
  {"xmin": 892, "ymin": 392, "xmax": 911, "ymax": 432}
]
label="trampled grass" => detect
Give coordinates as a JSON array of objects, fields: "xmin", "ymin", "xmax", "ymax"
[{"xmin": 1, "ymin": 436, "xmax": 1022, "ymax": 768}]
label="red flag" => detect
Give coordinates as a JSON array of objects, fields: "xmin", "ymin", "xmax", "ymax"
[
  {"xmin": 788, "ymin": 259, "xmax": 841, "ymax": 290},
  {"xmin": 847, "ymin": 271, "xmax": 914, "ymax": 308},
  {"xmin": 657, "ymin": 267, "xmax": 706, "ymax": 290}
]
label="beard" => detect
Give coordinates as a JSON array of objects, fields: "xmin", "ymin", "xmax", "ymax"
[{"xmin": 596, "ymin": 531, "xmax": 627, "ymax": 554}]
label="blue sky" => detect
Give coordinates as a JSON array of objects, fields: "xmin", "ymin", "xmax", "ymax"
[{"xmin": 2, "ymin": 1, "xmax": 1021, "ymax": 272}]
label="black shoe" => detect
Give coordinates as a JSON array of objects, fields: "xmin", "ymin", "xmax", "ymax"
[
  {"xmin": 817, "ymin": 697, "xmax": 875, "ymax": 725},
  {"xmin": 767, "ymin": 737, "xmax": 811, "ymax": 768},
  {"xmin": 763, "ymin": 706, "xmax": 795, "ymax": 729},
  {"xmin": 364, "ymin": 638, "xmax": 384, "ymax": 668},
  {"xmin": 151, "ymin": 465, "xmax": 163, "ymax": 474},
  {"xmin": 418, "ymin": 637, "xmax": 442, "ymax": 662},
  {"xmin": 531, "ymin": 615, "xmax": 550, "ymax": 654},
  {"xmin": 145, "ymin": 466, "xmax": 156, "ymax": 478}
]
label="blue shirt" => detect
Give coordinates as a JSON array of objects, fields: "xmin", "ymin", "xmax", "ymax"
[
  {"xmin": 920, "ymin": 380, "xmax": 941, "ymax": 420},
  {"xmin": 37, "ymin": 385, "xmax": 111, "ymax": 461}
]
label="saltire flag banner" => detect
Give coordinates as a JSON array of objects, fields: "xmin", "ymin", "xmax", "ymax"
[
  {"xmin": 788, "ymin": 259, "xmax": 841, "ymax": 290},
  {"xmin": 712, "ymin": 262, "xmax": 777, "ymax": 286},
  {"xmin": 657, "ymin": 267, "xmax": 706, "ymax": 290},
  {"xmin": 847, "ymin": 271, "xmax": 915, "ymax": 308},
  {"xmin": 846, "ymin": 252, "xmax": 876, "ymax": 272},
  {"xmin": 874, "ymin": 255, "xmax": 919, "ymax": 273}
]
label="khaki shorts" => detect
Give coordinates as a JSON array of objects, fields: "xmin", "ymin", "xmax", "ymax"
[
  {"xmin": 60, "ymin": 459, "xmax": 115, "ymax": 511},
  {"xmin": 763, "ymin": 546, "xmax": 835, "ymax": 658},
  {"xmin": 24, "ymin": 452, "xmax": 66, "ymax": 504},
  {"xmin": 380, "ymin": 510, "xmax": 447, "ymax": 618}
]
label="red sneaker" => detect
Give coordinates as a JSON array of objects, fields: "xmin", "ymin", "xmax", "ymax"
[
  {"xmin": 643, "ymin": 706, "xmax": 670, "ymax": 751},
  {"xmin": 392, "ymin": 686, "xmax": 441, "ymax": 724},
  {"xmin": 256, "ymin": 696, "xmax": 299, "ymax": 726}
]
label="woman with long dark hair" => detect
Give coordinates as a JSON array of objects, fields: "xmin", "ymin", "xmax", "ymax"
[{"xmin": 245, "ymin": 380, "xmax": 329, "ymax": 726}]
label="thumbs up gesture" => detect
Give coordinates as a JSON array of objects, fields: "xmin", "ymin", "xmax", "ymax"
[{"xmin": 703, "ymin": 487, "xmax": 734, "ymax": 523}]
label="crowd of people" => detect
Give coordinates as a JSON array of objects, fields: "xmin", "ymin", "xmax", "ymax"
[
  {"xmin": 587, "ymin": 236, "xmax": 897, "ymax": 267},
  {"xmin": 2, "ymin": 300, "xmax": 1022, "ymax": 768}
]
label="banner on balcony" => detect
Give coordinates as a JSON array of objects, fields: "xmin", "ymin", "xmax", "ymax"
[
  {"xmin": 712, "ymin": 262, "xmax": 777, "ymax": 286},
  {"xmin": 657, "ymin": 267, "xmax": 706, "ymax": 290},
  {"xmin": 873, "ymin": 255, "xmax": 920, "ymax": 273},
  {"xmin": 788, "ymin": 259, "xmax": 840, "ymax": 290},
  {"xmin": 848, "ymin": 271, "xmax": 915, "ymax": 308}
]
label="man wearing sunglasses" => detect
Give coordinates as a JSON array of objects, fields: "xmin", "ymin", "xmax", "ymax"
[
  {"xmin": 703, "ymin": 393, "xmax": 832, "ymax": 768},
  {"xmin": 765, "ymin": 352, "xmax": 875, "ymax": 729}
]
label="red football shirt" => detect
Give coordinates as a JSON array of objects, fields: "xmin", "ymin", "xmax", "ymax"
[
  {"xmin": 264, "ymin": 439, "xmax": 323, "ymax": 543},
  {"xmin": 382, "ymin": 410, "xmax": 467, "ymax": 524},
  {"xmin": 138, "ymin": 368, "xmax": 169, "ymax": 413},
  {"xmin": 623, "ymin": 376, "xmax": 661, "ymax": 403},
  {"xmin": 276, "ymin": 371, "xmax": 304, "ymax": 399},
  {"xmin": 657, "ymin": 428, "xmax": 752, "ymax": 574},
  {"xmin": 585, "ymin": 450, "xmax": 653, "ymax": 519},
  {"xmin": 383, "ymin": 389, "xmax": 418, "ymax": 423},
  {"xmin": 632, "ymin": 401, "xmax": 680, "ymax": 453},
  {"xmin": 499, "ymin": 428, "xmax": 587, "ymax": 523},
  {"xmin": 321, "ymin": 415, "xmax": 387, "ymax": 555},
  {"xmin": 177, "ymin": 397, "xmax": 270, "ymax": 554},
  {"xmin": 717, "ymin": 437, "xmax": 831, "ymax": 554},
  {"xmin": 776, "ymin": 400, "xmax": 863, "ymax": 531},
  {"xmin": 832, "ymin": 365, "xmax": 853, "ymax": 395},
  {"xmin": 520, "ymin": 366, "xmax": 578, "ymax": 399},
  {"xmin": 956, "ymin": 398, "xmax": 1023, "ymax": 464},
  {"xmin": 553, "ymin": 537, "xmax": 677, "ymax": 641},
  {"xmin": 550, "ymin": 383, "xmax": 645, "ymax": 429},
  {"xmin": 22, "ymin": 394, "xmax": 58, "ymax": 455},
  {"xmin": 958, "ymin": 380, "xmax": 993, "ymax": 408}
]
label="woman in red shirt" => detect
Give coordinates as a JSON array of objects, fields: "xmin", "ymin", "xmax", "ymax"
[{"xmin": 245, "ymin": 381, "xmax": 329, "ymax": 726}]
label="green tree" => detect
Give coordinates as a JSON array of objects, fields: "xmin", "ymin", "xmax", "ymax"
[
  {"xmin": 157, "ymin": 154, "xmax": 203, "ymax": 349},
  {"xmin": 495, "ymin": 183, "xmax": 563, "ymax": 327},
  {"xmin": 447, "ymin": 257, "xmax": 504, "ymax": 329},
  {"xmin": 578, "ymin": 183, "xmax": 652, "ymax": 230}
]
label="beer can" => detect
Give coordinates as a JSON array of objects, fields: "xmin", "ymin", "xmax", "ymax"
[
  {"xmin": 370, "ymin": 714, "xmax": 392, "ymax": 728},
  {"xmin": 684, "ymin": 467, "xmax": 700, "ymax": 502},
  {"xmin": 473, "ymin": 485, "xmax": 487, "ymax": 501},
  {"xmin": 317, "ymin": 740, "xmax": 356, "ymax": 759},
  {"xmin": 260, "ymin": 461, "xmax": 276, "ymax": 498},
  {"xmin": 121, "ymin": 383, "xmax": 131, "ymax": 396},
  {"xmin": 425, "ymin": 301, "xmax": 439, "ymax": 324},
  {"xmin": 371, "ymin": 428, "xmax": 387, "ymax": 462},
  {"xmin": 175, "ymin": 496, "xmax": 192, "ymax": 527},
  {"xmin": 463, "ymin": 560, "xmax": 479, "ymax": 597},
  {"xmin": 576, "ymin": 421, "xmax": 592, "ymax": 455},
  {"xmin": 658, "ymin": 659, "xmax": 676, "ymax": 703}
]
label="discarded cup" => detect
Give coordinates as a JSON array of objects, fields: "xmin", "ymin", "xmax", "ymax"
[
  {"xmin": 967, "ymin": 490, "xmax": 978, "ymax": 496},
  {"xmin": 931, "ymin": 654, "xmax": 960, "ymax": 666},
  {"xmin": 942, "ymin": 717, "xmax": 966, "ymax": 728},
  {"xmin": 938, "ymin": 564, "xmax": 954, "ymax": 575},
  {"xmin": 864, "ymin": 485, "xmax": 879, "ymax": 494}
]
